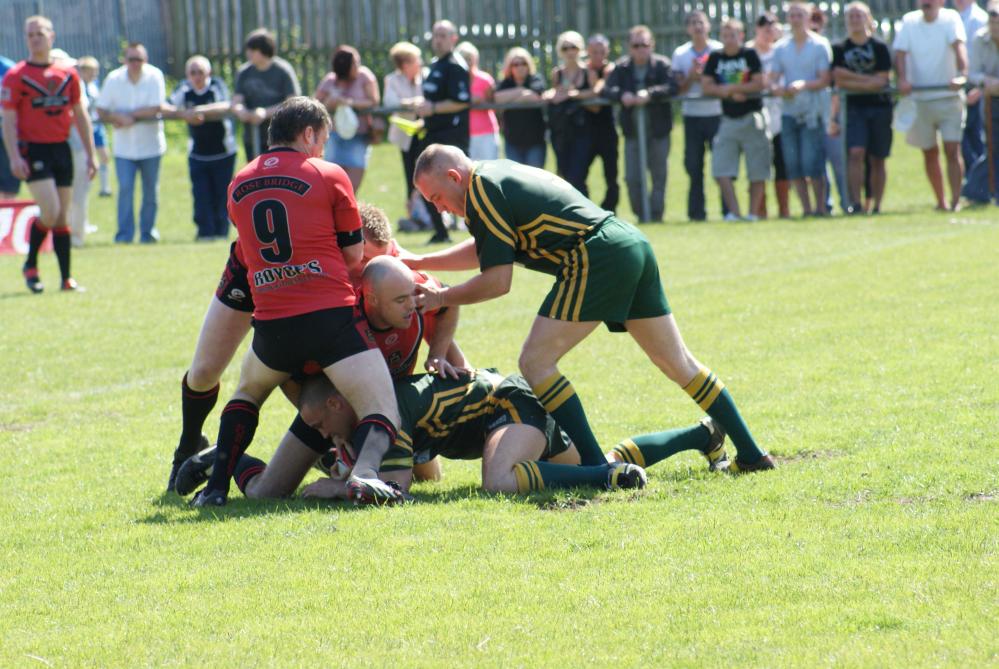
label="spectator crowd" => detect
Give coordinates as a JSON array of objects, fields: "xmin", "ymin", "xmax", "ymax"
[{"xmin": 5, "ymin": 1, "xmax": 999, "ymax": 252}]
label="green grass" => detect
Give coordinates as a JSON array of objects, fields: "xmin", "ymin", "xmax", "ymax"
[{"xmin": 0, "ymin": 126, "xmax": 997, "ymax": 667}]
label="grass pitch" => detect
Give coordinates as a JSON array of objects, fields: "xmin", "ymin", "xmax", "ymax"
[{"xmin": 1, "ymin": 127, "xmax": 996, "ymax": 667}]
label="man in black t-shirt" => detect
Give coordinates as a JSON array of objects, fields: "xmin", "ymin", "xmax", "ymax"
[
  {"xmin": 702, "ymin": 19, "xmax": 771, "ymax": 220},
  {"xmin": 167, "ymin": 55, "xmax": 237, "ymax": 239},
  {"xmin": 831, "ymin": 2, "xmax": 893, "ymax": 213},
  {"xmin": 415, "ymin": 20, "xmax": 471, "ymax": 243}
]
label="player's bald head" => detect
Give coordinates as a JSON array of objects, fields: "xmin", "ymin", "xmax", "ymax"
[
  {"xmin": 413, "ymin": 144, "xmax": 471, "ymax": 183},
  {"xmin": 362, "ymin": 255, "xmax": 411, "ymax": 294}
]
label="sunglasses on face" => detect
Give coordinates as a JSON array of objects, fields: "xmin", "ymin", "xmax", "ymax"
[
  {"xmin": 511, "ymin": 61, "xmax": 528, "ymax": 67},
  {"xmin": 127, "ymin": 57, "xmax": 145, "ymax": 63},
  {"xmin": 630, "ymin": 42, "xmax": 651, "ymax": 48}
]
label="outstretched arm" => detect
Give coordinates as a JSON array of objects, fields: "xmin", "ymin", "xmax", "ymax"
[{"xmin": 416, "ymin": 263, "xmax": 513, "ymax": 310}]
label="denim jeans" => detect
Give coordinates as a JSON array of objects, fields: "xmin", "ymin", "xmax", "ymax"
[
  {"xmin": 683, "ymin": 115, "xmax": 722, "ymax": 220},
  {"xmin": 505, "ymin": 142, "xmax": 547, "ymax": 168},
  {"xmin": 624, "ymin": 135, "xmax": 670, "ymax": 222},
  {"xmin": 190, "ymin": 154, "xmax": 236, "ymax": 238},
  {"xmin": 780, "ymin": 115, "xmax": 826, "ymax": 180},
  {"xmin": 962, "ymin": 98, "xmax": 984, "ymax": 170},
  {"xmin": 553, "ymin": 135, "xmax": 592, "ymax": 196},
  {"xmin": 115, "ymin": 155, "xmax": 162, "ymax": 242}
]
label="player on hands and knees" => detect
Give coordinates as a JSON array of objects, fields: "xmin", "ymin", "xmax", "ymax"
[
  {"xmin": 190, "ymin": 97, "xmax": 401, "ymax": 507},
  {"xmin": 409, "ymin": 145, "xmax": 773, "ymax": 474},
  {"xmin": 224, "ymin": 371, "xmax": 730, "ymax": 501},
  {"xmin": 1, "ymin": 15, "xmax": 96, "ymax": 294}
]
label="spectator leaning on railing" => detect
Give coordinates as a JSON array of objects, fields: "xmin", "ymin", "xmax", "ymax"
[
  {"xmin": 494, "ymin": 47, "xmax": 547, "ymax": 168},
  {"xmin": 829, "ymin": 2, "xmax": 892, "ymax": 216},
  {"xmin": 165, "ymin": 55, "xmax": 238, "ymax": 241},
  {"xmin": 967, "ymin": 0, "xmax": 999, "ymax": 202},
  {"xmin": 583, "ymin": 33, "xmax": 619, "ymax": 213},
  {"xmin": 602, "ymin": 24, "xmax": 679, "ymax": 223},
  {"xmin": 771, "ymin": 1, "xmax": 832, "ymax": 217},
  {"xmin": 702, "ymin": 18, "xmax": 771, "ymax": 221},
  {"xmin": 748, "ymin": 13, "xmax": 790, "ymax": 218},
  {"xmin": 893, "ymin": 0, "xmax": 967, "ymax": 212},
  {"xmin": 544, "ymin": 30, "xmax": 597, "ymax": 196},
  {"xmin": 96, "ymin": 41, "xmax": 166, "ymax": 244},
  {"xmin": 672, "ymin": 10, "xmax": 724, "ymax": 222}
]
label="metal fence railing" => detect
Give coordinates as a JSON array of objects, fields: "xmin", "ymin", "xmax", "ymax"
[{"xmin": 140, "ymin": 83, "xmax": 975, "ymax": 223}]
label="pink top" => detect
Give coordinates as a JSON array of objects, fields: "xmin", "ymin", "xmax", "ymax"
[
  {"xmin": 315, "ymin": 66, "xmax": 377, "ymax": 135},
  {"xmin": 469, "ymin": 70, "xmax": 498, "ymax": 137}
]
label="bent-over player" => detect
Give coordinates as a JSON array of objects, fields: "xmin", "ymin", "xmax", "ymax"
[{"xmin": 410, "ymin": 146, "xmax": 774, "ymax": 474}]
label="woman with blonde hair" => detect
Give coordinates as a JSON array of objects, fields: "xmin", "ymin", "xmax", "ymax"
[
  {"xmin": 829, "ymin": 0, "xmax": 892, "ymax": 213},
  {"xmin": 383, "ymin": 41, "xmax": 431, "ymax": 230},
  {"xmin": 543, "ymin": 30, "xmax": 598, "ymax": 193},
  {"xmin": 494, "ymin": 46, "xmax": 547, "ymax": 167}
]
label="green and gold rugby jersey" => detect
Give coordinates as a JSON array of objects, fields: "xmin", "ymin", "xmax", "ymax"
[
  {"xmin": 387, "ymin": 369, "xmax": 507, "ymax": 468},
  {"xmin": 464, "ymin": 159, "xmax": 613, "ymax": 275}
]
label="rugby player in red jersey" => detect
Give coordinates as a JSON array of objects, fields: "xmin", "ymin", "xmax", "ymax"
[
  {"xmin": 1, "ymin": 15, "xmax": 95, "ymax": 293},
  {"xmin": 168, "ymin": 202, "xmax": 465, "ymax": 493},
  {"xmin": 190, "ymin": 97, "xmax": 400, "ymax": 507},
  {"xmin": 174, "ymin": 254, "xmax": 473, "ymax": 500}
]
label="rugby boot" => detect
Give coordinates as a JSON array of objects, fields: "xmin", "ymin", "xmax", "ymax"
[
  {"xmin": 168, "ymin": 434, "xmax": 211, "ymax": 492},
  {"xmin": 175, "ymin": 443, "xmax": 217, "ymax": 496},
  {"xmin": 22, "ymin": 265, "xmax": 43, "ymax": 294},
  {"xmin": 698, "ymin": 417, "xmax": 730, "ymax": 472},
  {"xmin": 606, "ymin": 461, "xmax": 648, "ymax": 490},
  {"xmin": 189, "ymin": 487, "xmax": 227, "ymax": 507},
  {"xmin": 60, "ymin": 278, "xmax": 86, "ymax": 292},
  {"xmin": 729, "ymin": 453, "xmax": 777, "ymax": 474},
  {"xmin": 346, "ymin": 475, "xmax": 406, "ymax": 506}
]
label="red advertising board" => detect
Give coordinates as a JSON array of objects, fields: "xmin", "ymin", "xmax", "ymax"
[{"xmin": 0, "ymin": 199, "xmax": 51, "ymax": 255}]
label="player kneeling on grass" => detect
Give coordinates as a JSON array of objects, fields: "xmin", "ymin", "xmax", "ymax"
[
  {"xmin": 185, "ymin": 371, "xmax": 729, "ymax": 502},
  {"xmin": 189, "ymin": 97, "xmax": 402, "ymax": 507}
]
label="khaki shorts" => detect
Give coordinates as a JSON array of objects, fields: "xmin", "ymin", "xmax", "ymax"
[
  {"xmin": 711, "ymin": 112, "xmax": 772, "ymax": 182},
  {"xmin": 907, "ymin": 96, "xmax": 966, "ymax": 149}
]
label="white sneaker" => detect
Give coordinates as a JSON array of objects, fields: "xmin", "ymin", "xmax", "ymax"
[
  {"xmin": 742, "ymin": 214, "xmax": 759, "ymax": 222},
  {"xmin": 723, "ymin": 212, "xmax": 741, "ymax": 222}
]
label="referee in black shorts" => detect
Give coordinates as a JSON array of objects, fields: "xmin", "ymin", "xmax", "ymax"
[{"xmin": 415, "ymin": 19, "xmax": 470, "ymax": 244}]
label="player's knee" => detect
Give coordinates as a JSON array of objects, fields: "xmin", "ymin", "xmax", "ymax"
[
  {"xmin": 481, "ymin": 467, "xmax": 517, "ymax": 493},
  {"xmin": 517, "ymin": 350, "xmax": 551, "ymax": 384},
  {"xmin": 187, "ymin": 361, "xmax": 223, "ymax": 390}
]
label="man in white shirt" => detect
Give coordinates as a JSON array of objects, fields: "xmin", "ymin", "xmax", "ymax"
[
  {"xmin": 96, "ymin": 42, "xmax": 166, "ymax": 243},
  {"xmin": 894, "ymin": 0, "xmax": 969, "ymax": 211},
  {"xmin": 672, "ymin": 11, "xmax": 725, "ymax": 221}
]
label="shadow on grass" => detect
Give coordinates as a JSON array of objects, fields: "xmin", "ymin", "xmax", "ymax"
[
  {"xmin": 139, "ymin": 481, "xmax": 616, "ymax": 522},
  {"xmin": 0, "ymin": 290, "xmax": 38, "ymax": 301}
]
